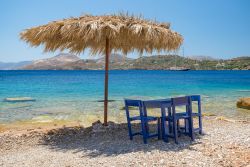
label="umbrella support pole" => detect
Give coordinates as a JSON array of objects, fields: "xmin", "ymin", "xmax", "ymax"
[{"xmin": 104, "ymin": 37, "xmax": 110, "ymax": 126}]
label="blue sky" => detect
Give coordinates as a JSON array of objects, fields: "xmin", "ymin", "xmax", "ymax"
[{"xmin": 0, "ymin": 0, "xmax": 249, "ymax": 62}]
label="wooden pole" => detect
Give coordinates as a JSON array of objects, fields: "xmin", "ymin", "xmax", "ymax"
[{"xmin": 104, "ymin": 37, "xmax": 110, "ymax": 126}]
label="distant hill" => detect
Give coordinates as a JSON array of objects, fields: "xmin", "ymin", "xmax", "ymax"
[
  {"xmin": 189, "ymin": 55, "xmax": 217, "ymax": 61},
  {"xmin": 95, "ymin": 53, "xmax": 132, "ymax": 64},
  {"xmin": 23, "ymin": 53, "xmax": 81, "ymax": 70},
  {"xmin": 2, "ymin": 54, "xmax": 249, "ymax": 70},
  {"xmin": 22, "ymin": 53, "xmax": 133, "ymax": 70},
  {"xmin": 0, "ymin": 61, "xmax": 32, "ymax": 70},
  {"xmin": 224, "ymin": 56, "xmax": 250, "ymax": 70},
  {"xmin": 231, "ymin": 56, "xmax": 250, "ymax": 61},
  {"xmin": 37, "ymin": 54, "xmax": 250, "ymax": 70}
]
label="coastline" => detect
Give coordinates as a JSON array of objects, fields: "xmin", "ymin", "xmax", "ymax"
[
  {"xmin": 2, "ymin": 54, "xmax": 249, "ymax": 71},
  {"xmin": 0, "ymin": 116, "xmax": 249, "ymax": 167},
  {"xmin": 6, "ymin": 68, "xmax": 250, "ymax": 71},
  {"xmin": 0, "ymin": 113, "xmax": 248, "ymax": 135}
]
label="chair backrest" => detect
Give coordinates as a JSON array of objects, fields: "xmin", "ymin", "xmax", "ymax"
[
  {"xmin": 190, "ymin": 95, "xmax": 200, "ymax": 102},
  {"xmin": 190, "ymin": 95, "xmax": 201, "ymax": 114},
  {"xmin": 171, "ymin": 96, "xmax": 191, "ymax": 115},
  {"xmin": 143, "ymin": 99, "xmax": 171, "ymax": 108},
  {"xmin": 125, "ymin": 99, "xmax": 142, "ymax": 107},
  {"xmin": 143, "ymin": 99, "xmax": 172, "ymax": 117},
  {"xmin": 124, "ymin": 99, "xmax": 144, "ymax": 117},
  {"xmin": 171, "ymin": 96, "xmax": 190, "ymax": 106}
]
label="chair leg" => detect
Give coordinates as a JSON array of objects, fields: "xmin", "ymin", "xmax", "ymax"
[
  {"xmin": 184, "ymin": 119, "xmax": 188, "ymax": 133},
  {"xmin": 168, "ymin": 120, "xmax": 172, "ymax": 134},
  {"xmin": 177, "ymin": 120, "xmax": 181, "ymax": 137},
  {"xmin": 141, "ymin": 119, "xmax": 148, "ymax": 144},
  {"xmin": 162, "ymin": 117, "xmax": 168, "ymax": 142},
  {"xmin": 168, "ymin": 108, "xmax": 172, "ymax": 134},
  {"xmin": 157, "ymin": 118, "xmax": 161, "ymax": 140},
  {"xmin": 127, "ymin": 120, "xmax": 133, "ymax": 140},
  {"xmin": 145, "ymin": 121, "xmax": 149, "ymax": 139},
  {"xmin": 173, "ymin": 118, "xmax": 178, "ymax": 144},
  {"xmin": 161, "ymin": 117, "xmax": 165, "ymax": 141},
  {"xmin": 198, "ymin": 115, "xmax": 203, "ymax": 134},
  {"xmin": 198, "ymin": 100, "xmax": 203, "ymax": 135},
  {"xmin": 189, "ymin": 117, "xmax": 194, "ymax": 141}
]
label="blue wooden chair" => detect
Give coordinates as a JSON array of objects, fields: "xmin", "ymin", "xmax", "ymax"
[
  {"xmin": 143, "ymin": 99, "xmax": 170, "ymax": 141},
  {"xmin": 175, "ymin": 95, "xmax": 203, "ymax": 135},
  {"xmin": 161, "ymin": 96, "xmax": 194, "ymax": 144},
  {"xmin": 190, "ymin": 95, "xmax": 202, "ymax": 134},
  {"xmin": 124, "ymin": 99, "xmax": 161, "ymax": 144}
]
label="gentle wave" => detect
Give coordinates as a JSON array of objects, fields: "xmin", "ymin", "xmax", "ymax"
[
  {"xmin": 236, "ymin": 90, "xmax": 250, "ymax": 92},
  {"xmin": 0, "ymin": 70, "xmax": 250, "ymax": 123}
]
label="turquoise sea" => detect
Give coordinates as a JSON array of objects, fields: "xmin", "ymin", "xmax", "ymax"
[{"xmin": 0, "ymin": 70, "xmax": 250, "ymax": 125}]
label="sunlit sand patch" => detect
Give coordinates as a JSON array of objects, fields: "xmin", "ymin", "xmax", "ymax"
[
  {"xmin": 31, "ymin": 115, "xmax": 55, "ymax": 123},
  {"xmin": 202, "ymin": 112, "xmax": 217, "ymax": 116},
  {"xmin": 0, "ymin": 125, "xmax": 5, "ymax": 132},
  {"xmin": 0, "ymin": 120, "xmax": 83, "ymax": 135}
]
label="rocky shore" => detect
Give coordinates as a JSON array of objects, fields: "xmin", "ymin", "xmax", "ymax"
[
  {"xmin": 0, "ymin": 117, "xmax": 249, "ymax": 167},
  {"xmin": 237, "ymin": 97, "xmax": 250, "ymax": 110}
]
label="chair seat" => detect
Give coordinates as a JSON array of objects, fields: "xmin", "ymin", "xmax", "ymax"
[
  {"xmin": 130, "ymin": 116, "xmax": 158, "ymax": 121},
  {"xmin": 167, "ymin": 112, "xmax": 200, "ymax": 118},
  {"xmin": 162, "ymin": 112, "xmax": 190, "ymax": 121},
  {"xmin": 192, "ymin": 113, "xmax": 201, "ymax": 116},
  {"xmin": 175, "ymin": 112, "xmax": 190, "ymax": 119}
]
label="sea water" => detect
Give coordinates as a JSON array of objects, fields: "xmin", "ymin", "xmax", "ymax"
[{"xmin": 0, "ymin": 70, "xmax": 250, "ymax": 125}]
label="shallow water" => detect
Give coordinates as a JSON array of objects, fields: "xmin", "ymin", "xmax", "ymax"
[{"xmin": 0, "ymin": 70, "xmax": 250, "ymax": 125}]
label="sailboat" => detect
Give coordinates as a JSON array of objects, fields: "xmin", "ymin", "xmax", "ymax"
[
  {"xmin": 169, "ymin": 66, "xmax": 190, "ymax": 71},
  {"xmin": 169, "ymin": 47, "xmax": 190, "ymax": 71}
]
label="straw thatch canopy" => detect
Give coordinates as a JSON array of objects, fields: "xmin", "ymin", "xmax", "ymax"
[
  {"xmin": 20, "ymin": 14, "xmax": 183, "ymax": 125},
  {"xmin": 20, "ymin": 14, "xmax": 183, "ymax": 55}
]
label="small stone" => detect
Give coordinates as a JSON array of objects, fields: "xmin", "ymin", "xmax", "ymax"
[{"xmin": 4, "ymin": 97, "xmax": 35, "ymax": 102}]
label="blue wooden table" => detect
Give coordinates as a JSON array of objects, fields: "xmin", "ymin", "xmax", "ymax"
[{"xmin": 142, "ymin": 98, "xmax": 172, "ymax": 142}]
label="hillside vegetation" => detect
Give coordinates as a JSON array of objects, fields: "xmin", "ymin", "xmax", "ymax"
[{"xmin": 20, "ymin": 54, "xmax": 250, "ymax": 70}]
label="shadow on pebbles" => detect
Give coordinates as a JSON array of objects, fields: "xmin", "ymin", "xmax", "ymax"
[{"xmin": 0, "ymin": 118, "xmax": 249, "ymax": 167}]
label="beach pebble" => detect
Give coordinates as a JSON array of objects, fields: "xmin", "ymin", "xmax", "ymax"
[
  {"xmin": 0, "ymin": 118, "xmax": 249, "ymax": 167},
  {"xmin": 92, "ymin": 120, "xmax": 118, "ymax": 133},
  {"xmin": 159, "ymin": 159, "xmax": 164, "ymax": 164}
]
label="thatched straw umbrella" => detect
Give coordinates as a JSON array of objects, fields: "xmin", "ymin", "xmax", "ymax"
[{"xmin": 20, "ymin": 14, "xmax": 183, "ymax": 126}]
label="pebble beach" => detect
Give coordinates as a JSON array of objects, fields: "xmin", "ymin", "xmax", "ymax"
[
  {"xmin": 0, "ymin": 116, "xmax": 249, "ymax": 167},
  {"xmin": 1, "ymin": 1, "xmax": 250, "ymax": 167}
]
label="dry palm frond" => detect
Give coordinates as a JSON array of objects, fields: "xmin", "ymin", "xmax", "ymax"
[{"xmin": 20, "ymin": 14, "xmax": 183, "ymax": 55}]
